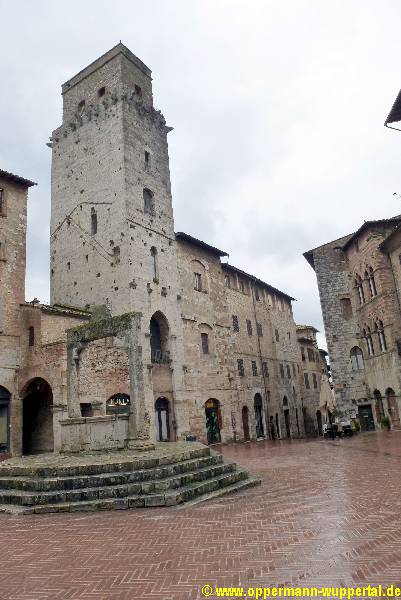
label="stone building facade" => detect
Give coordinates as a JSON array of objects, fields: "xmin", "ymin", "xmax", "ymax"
[
  {"xmin": 305, "ymin": 216, "xmax": 401, "ymax": 431},
  {"xmin": 0, "ymin": 44, "xmax": 322, "ymax": 456}
]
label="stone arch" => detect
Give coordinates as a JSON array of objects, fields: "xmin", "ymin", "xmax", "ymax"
[
  {"xmin": 21, "ymin": 377, "xmax": 54, "ymax": 454},
  {"xmin": 106, "ymin": 392, "xmax": 130, "ymax": 415},
  {"xmin": 150, "ymin": 311, "xmax": 170, "ymax": 363}
]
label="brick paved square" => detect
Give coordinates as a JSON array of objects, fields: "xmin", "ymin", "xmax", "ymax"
[{"xmin": 1, "ymin": 433, "xmax": 401, "ymax": 599}]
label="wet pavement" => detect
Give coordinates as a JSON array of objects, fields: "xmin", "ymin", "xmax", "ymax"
[{"xmin": 1, "ymin": 432, "xmax": 401, "ymax": 599}]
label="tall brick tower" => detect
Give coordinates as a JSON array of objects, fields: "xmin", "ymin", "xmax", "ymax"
[{"xmin": 50, "ymin": 44, "xmax": 187, "ymax": 438}]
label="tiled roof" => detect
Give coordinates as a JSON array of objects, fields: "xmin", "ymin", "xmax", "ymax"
[{"xmin": 0, "ymin": 169, "xmax": 36, "ymax": 188}]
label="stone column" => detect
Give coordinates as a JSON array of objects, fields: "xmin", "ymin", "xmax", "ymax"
[{"xmin": 125, "ymin": 314, "xmax": 155, "ymax": 451}]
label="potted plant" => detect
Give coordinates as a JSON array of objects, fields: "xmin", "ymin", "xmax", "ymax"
[{"xmin": 381, "ymin": 415, "xmax": 391, "ymax": 431}]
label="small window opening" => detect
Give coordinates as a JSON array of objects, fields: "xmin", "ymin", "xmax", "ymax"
[
  {"xmin": 151, "ymin": 246, "xmax": 158, "ymax": 281},
  {"xmin": 246, "ymin": 319, "xmax": 253, "ymax": 336},
  {"xmin": 28, "ymin": 326, "xmax": 35, "ymax": 347},
  {"xmin": 98, "ymin": 86, "xmax": 106, "ymax": 98},
  {"xmin": 232, "ymin": 315, "xmax": 239, "ymax": 332},
  {"xmin": 135, "ymin": 84, "xmax": 142, "ymax": 98},
  {"xmin": 77, "ymin": 100, "xmax": 85, "ymax": 114},
  {"xmin": 80, "ymin": 403, "xmax": 93, "ymax": 417},
  {"xmin": 143, "ymin": 188, "xmax": 154, "ymax": 214},
  {"xmin": 252, "ymin": 361, "xmax": 258, "ymax": 376},
  {"xmin": 237, "ymin": 359, "xmax": 244, "ymax": 376},
  {"xmin": 144, "ymin": 151, "xmax": 151, "ymax": 171},
  {"xmin": 201, "ymin": 333, "xmax": 209, "ymax": 355},
  {"xmin": 194, "ymin": 272, "xmax": 202, "ymax": 292},
  {"xmin": 0, "ymin": 188, "xmax": 4, "ymax": 214},
  {"xmin": 91, "ymin": 207, "xmax": 97, "ymax": 235}
]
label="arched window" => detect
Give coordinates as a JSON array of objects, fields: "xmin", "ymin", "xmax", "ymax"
[
  {"xmin": 350, "ymin": 346, "xmax": 364, "ymax": 370},
  {"xmin": 150, "ymin": 246, "xmax": 158, "ymax": 281},
  {"xmin": 376, "ymin": 320, "xmax": 387, "ymax": 352},
  {"xmin": 364, "ymin": 326, "xmax": 374, "ymax": 356},
  {"xmin": 28, "ymin": 326, "xmax": 35, "ymax": 347},
  {"xmin": 201, "ymin": 332, "xmax": 209, "ymax": 354},
  {"xmin": 150, "ymin": 312, "xmax": 170, "ymax": 363},
  {"xmin": 143, "ymin": 188, "xmax": 154, "ymax": 214},
  {"xmin": 355, "ymin": 274, "xmax": 365, "ymax": 304},
  {"xmin": 368, "ymin": 267, "xmax": 377, "ymax": 298}
]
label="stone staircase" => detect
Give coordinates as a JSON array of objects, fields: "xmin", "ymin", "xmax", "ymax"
[{"xmin": 0, "ymin": 444, "xmax": 260, "ymax": 514}]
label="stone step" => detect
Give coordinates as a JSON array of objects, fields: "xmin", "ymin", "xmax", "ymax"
[
  {"xmin": 0, "ymin": 469, "xmax": 260, "ymax": 514},
  {"xmin": 0, "ymin": 453, "xmax": 223, "ymax": 492},
  {"xmin": 0, "ymin": 446, "xmax": 211, "ymax": 478},
  {"xmin": 0, "ymin": 461, "xmax": 236, "ymax": 506}
]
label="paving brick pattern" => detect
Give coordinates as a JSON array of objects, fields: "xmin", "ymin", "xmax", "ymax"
[{"xmin": 1, "ymin": 433, "xmax": 401, "ymax": 599}]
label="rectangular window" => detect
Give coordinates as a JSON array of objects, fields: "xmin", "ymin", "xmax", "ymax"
[
  {"xmin": 286, "ymin": 364, "xmax": 291, "ymax": 378},
  {"xmin": 201, "ymin": 332, "xmax": 209, "ymax": 354},
  {"xmin": 312, "ymin": 373, "xmax": 318, "ymax": 389},
  {"xmin": 224, "ymin": 274, "xmax": 231, "ymax": 288},
  {"xmin": 257, "ymin": 323, "xmax": 263, "ymax": 337},
  {"xmin": 194, "ymin": 272, "xmax": 202, "ymax": 291},
  {"xmin": 0, "ymin": 188, "xmax": 4, "ymax": 215},
  {"xmin": 251, "ymin": 361, "xmax": 258, "ymax": 376},
  {"xmin": 239, "ymin": 279, "xmax": 245, "ymax": 293},
  {"xmin": 262, "ymin": 362, "xmax": 269, "ymax": 377},
  {"xmin": 280, "ymin": 364, "xmax": 285, "ymax": 378},
  {"xmin": 232, "ymin": 315, "xmax": 239, "ymax": 332},
  {"xmin": 292, "ymin": 364, "xmax": 296, "ymax": 377},
  {"xmin": 91, "ymin": 209, "xmax": 97, "ymax": 235},
  {"xmin": 255, "ymin": 287, "xmax": 260, "ymax": 301},
  {"xmin": 304, "ymin": 372, "xmax": 310, "ymax": 389},
  {"xmin": 237, "ymin": 358, "xmax": 244, "ymax": 376},
  {"xmin": 340, "ymin": 297, "xmax": 352, "ymax": 319},
  {"xmin": 246, "ymin": 319, "xmax": 253, "ymax": 336},
  {"xmin": 301, "ymin": 346, "xmax": 305, "ymax": 361},
  {"xmin": 275, "ymin": 329, "xmax": 280, "ymax": 342},
  {"xmin": 307, "ymin": 348, "xmax": 315, "ymax": 362}
]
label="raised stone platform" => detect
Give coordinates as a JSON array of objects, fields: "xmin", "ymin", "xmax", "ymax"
[{"xmin": 0, "ymin": 442, "xmax": 260, "ymax": 514}]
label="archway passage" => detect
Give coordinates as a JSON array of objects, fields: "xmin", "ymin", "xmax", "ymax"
[
  {"xmin": 386, "ymin": 388, "xmax": 401, "ymax": 429},
  {"xmin": 150, "ymin": 312, "xmax": 170, "ymax": 363},
  {"xmin": 0, "ymin": 386, "xmax": 10, "ymax": 454},
  {"xmin": 106, "ymin": 393, "xmax": 130, "ymax": 415},
  {"xmin": 22, "ymin": 378, "xmax": 54, "ymax": 454},
  {"xmin": 205, "ymin": 399, "xmax": 221, "ymax": 444},
  {"xmin": 242, "ymin": 406, "xmax": 250, "ymax": 441},
  {"xmin": 254, "ymin": 394, "xmax": 264, "ymax": 438},
  {"xmin": 155, "ymin": 397, "xmax": 170, "ymax": 441},
  {"xmin": 374, "ymin": 390, "xmax": 384, "ymax": 425},
  {"xmin": 283, "ymin": 398, "xmax": 291, "ymax": 439}
]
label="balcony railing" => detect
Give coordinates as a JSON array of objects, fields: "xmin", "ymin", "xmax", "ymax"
[{"xmin": 151, "ymin": 349, "xmax": 171, "ymax": 364}]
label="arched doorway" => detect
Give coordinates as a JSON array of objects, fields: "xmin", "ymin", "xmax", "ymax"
[
  {"xmin": 386, "ymin": 388, "xmax": 400, "ymax": 428},
  {"xmin": 374, "ymin": 390, "xmax": 384, "ymax": 426},
  {"xmin": 155, "ymin": 397, "xmax": 170, "ymax": 441},
  {"xmin": 0, "ymin": 386, "xmax": 10, "ymax": 454},
  {"xmin": 205, "ymin": 399, "xmax": 221, "ymax": 444},
  {"xmin": 106, "ymin": 393, "xmax": 130, "ymax": 415},
  {"xmin": 254, "ymin": 393, "xmax": 264, "ymax": 438},
  {"xmin": 22, "ymin": 378, "xmax": 54, "ymax": 454},
  {"xmin": 150, "ymin": 312, "xmax": 170, "ymax": 363},
  {"xmin": 242, "ymin": 406, "xmax": 250, "ymax": 441},
  {"xmin": 316, "ymin": 410, "xmax": 323, "ymax": 436},
  {"xmin": 283, "ymin": 396, "xmax": 291, "ymax": 439},
  {"xmin": 269, "ymin": 415, "xmax": 276, "ymax": 440}
]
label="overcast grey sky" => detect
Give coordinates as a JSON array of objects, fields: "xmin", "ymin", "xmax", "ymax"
[{"xmin": 2, "ymin": 0, "xmax": 401, "ymax": 348}]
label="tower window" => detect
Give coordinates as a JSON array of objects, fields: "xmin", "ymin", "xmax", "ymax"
[
  {"xmin": 194, "ymin": 272, "xmax": 202, "ymax": 291},
  {"xmin": 144, "ymin": 151, "xmax": 151, "ymax": 171},
  {"xmin": 135, "ymin": 84, "xmax": 142, "ymax": 98},
  {"xmin": 224, "ymin": 274, "xmax": 231, "ymax": 288},
  {"xmin": 232, "ymin": 315, "xmax": 239, "ymax": 332},
  {"xmin": 143, "ymin": 188, "xmax": 154, "ymax": 214},
  {"xmin": 91, "ymin": 208, "xmax": 97, "ymax": 235},
  {"xmin": 151, "ymin": 247, "xmax": 158, "ymax": 281},
  {"xmin": 77, "ymin": 100, "xmax": 85, "ymax": 114},
  {"xmin": 257, "ymin": 323, "xmax": 263, "ymax": 337},
  {"xmin": 237, "ymin": 359, "xmax": 244, "ymax": 376},
  {"xmin": 246, "ymin": 319, "xmax": 253, "ymax": 336},
  {"xmin": 201, "ymin": 333, "xmax": 209, "ymax": 355},
  {"xmin": 252, "ymin": 361, "xmax": 258, "ymax": 376},
  {"xmin": 98, "ymin": 86, "xmax": 106, "ymax": 98},
  {"xmin": 28, "ymin": 326, "xmax": 35, "ymax": 347}
]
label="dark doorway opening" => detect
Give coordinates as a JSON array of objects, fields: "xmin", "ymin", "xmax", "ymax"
[
  {"xmin": 155, "ymin": 397, "xmax": 170, "ymax": 441},
  {"xmin": 269, "ymin": 415, "xmax": 276, "ymax": 440},
  {"xmin": 284, "ymin": 408, "xmax": 291, "ymax": 439},
  {"xmin": 316, "ymin": 410, "xmax": 323, "ymax": 436},
  {"xmin": 205, "ymin": 399, "xmax": 221, "ymax": 444},
  {"xmin": 22, "ymin": 378, "xmax": 54, "ymax": 454},
  {"xmin": 254, "ymin": 393, "xmax": 264, "ymax": 438},
  {"xmin": 0, "ymin": 386, "xmax": 10, "ymax": 454},
  {"xmin": 358, "ymin": 404, "xmax": 375, "ymax": 432},
  {"xmin": 242, "ymin": 406, "xmax": 250, "ymax": 441},
  {"xmin": 386, "ymin": 388, "xmax": 400, "ymax": 429}
]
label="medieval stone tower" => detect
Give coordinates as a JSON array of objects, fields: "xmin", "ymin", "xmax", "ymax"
[{"xmin": 50, "ymin": 44, "xmax": 187, "ymax": 437}]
